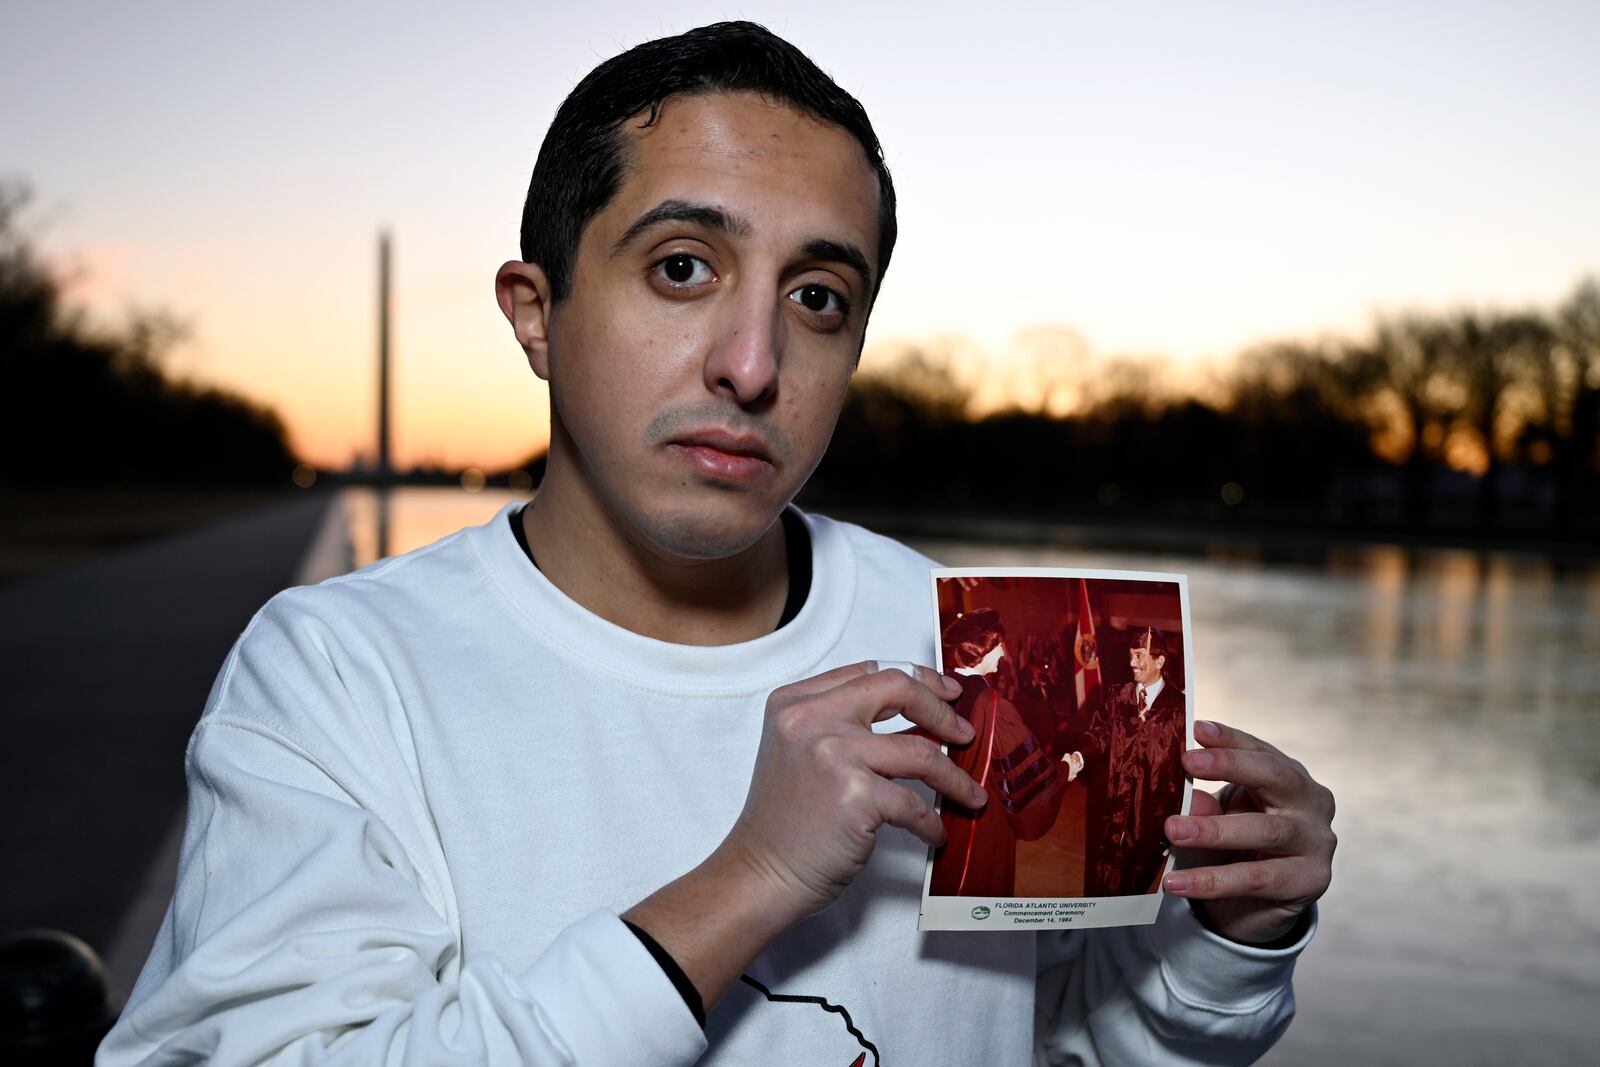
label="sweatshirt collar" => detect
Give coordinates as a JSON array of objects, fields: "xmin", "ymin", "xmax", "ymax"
[{"xmin": 469, "ymin": 503, "xmax": 856, "ymax": 697}]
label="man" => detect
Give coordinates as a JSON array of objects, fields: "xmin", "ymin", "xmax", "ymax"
[
  {"xmin": 929, "ymin": 609, "xmax": 1066, "ymax": 897},
  {"xmin": 99, "ymin": 22, "xmax": 1336, "ymax": 1066},
  {"xmin": 1063, "ymin": 628, "xmax": 1189, "ymax": 896}
]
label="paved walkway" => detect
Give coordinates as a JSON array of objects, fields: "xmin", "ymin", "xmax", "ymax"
[{"xmin": 0, "ymin": 491, "xmax": 341, "ymax": 991}]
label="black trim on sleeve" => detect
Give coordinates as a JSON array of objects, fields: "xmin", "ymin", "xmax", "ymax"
[
  {"xmin": 622, "ymin": 920, "xmax": 707, "ymax": 1029},
  {"xmin": 1188, "ymin": 898, "xmax": 1313, "ymax": 951}
]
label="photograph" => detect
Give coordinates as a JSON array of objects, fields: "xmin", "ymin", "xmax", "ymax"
[{"xmin": 920, "ymin": 568, "xmax": 1194, "ymax": 930}]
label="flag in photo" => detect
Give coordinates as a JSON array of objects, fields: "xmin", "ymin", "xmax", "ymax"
[{"xmin": 1072, "ymin": 578, "xmax": 1101, "ymax": 710}]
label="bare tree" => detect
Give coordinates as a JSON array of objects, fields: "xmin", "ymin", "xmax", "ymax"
[
  {"xmin": 1446, "ymin": 311, "xmax": 1555, "ymax": 528},
  {"xmin": 857, "ymin": 341, "xmax": 973, "ymax": 424},
  {"xmin": 1077, "ymin": 355, "xmax": 1176, "ymax": 421},
  {"xmin": 1012, "ymin": 324, "xmax": 1092, "ymax": 416},
  {"xmin": 1349, "ymin": 315, "xmax": 1460, "ymax": 527},
  {"xmin": 1, "ymin": 176, "xmax": 295, "ymax": 486},
  {"xmin": 1226, "ymin": 338, "xmax": 1356, "ymax": 426},
  {"xmin": 1555, "ymin": 278, "xmax": 1600, "ymax": 530}
]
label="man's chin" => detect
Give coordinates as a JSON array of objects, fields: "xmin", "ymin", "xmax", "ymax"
[{"xmin": 633, "ymin": 498, "xmax": 787, "ymax": 563}]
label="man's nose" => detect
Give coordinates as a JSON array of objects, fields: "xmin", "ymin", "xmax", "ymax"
[{"xmin": 704, "ymin": 289, "xmax": 781, "ymax": 407}]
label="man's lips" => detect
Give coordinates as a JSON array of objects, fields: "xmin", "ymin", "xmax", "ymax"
[{"xmin": 667, "ymin": 428, "xmax": 776, "ymax": 482}]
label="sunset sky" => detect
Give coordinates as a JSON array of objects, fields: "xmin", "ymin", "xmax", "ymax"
[{"xmin": 4, "ymin": 1, "xmax": 1597, "ymax": 470}]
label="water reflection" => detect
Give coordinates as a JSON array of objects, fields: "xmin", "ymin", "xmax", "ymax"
[
  {"xmin": 342, "ymin": 486, "xmax": 524, "ymax": 567},
  {"xmin": 338, "ymin": 490, "xmax": 1600, "ymax": 1063}
]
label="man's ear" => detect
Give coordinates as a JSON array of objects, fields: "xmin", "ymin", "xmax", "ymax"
[{"xmin": 495, "ymin": 260, "xmax": 555, "ymax": 380}]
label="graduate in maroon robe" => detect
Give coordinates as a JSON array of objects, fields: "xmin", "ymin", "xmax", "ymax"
[
  {"xmin": 1063, "ymin": 627, "xmax": 1187, "ymax": 896},
  {"xmin": 930, "ymin": 609, "xmax": 1066, "ymax": 897}
]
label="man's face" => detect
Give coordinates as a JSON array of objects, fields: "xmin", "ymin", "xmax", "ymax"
[
  {"xmin": 535, "ymin": 91, "xmax": 880, "ymax": 561},
  {"xmin": 1129, "ymin": 643, "xmax": 1165, "ymax": 686}
]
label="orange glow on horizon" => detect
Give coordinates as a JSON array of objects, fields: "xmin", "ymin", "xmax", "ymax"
[
  {"xmin": 1443, "ymin": 430, "xmax": 1490, "ymax": 477},
  {"xmin": 285, "ymin": 395, "xmax": 551, "ymax": 473},
  {"xmin": 9, "ymin": 1, "xmax": 1596, "ymax": 481}
]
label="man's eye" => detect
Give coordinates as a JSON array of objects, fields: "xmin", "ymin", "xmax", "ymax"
[
  {"xmin": 655, "ymin": 253, "xmax": 713, "ymax": 286},
  {"xmin": 790, "ymin": 284, "xmax": 847, "ymax": 316}
]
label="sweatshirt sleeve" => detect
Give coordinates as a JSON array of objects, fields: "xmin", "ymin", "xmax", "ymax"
[
  {"xmin": 1034, "ymin": 895, "xmax": 1310, "ymax": 1065},
  {"xmin": 96, "ymin": 719, "xmax": 707, "ymax": 1066}
]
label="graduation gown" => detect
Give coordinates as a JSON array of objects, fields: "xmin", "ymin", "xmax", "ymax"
[
  {"xmin": 1073, "ymin": 678, "xmax": 1186, "ymax": 896},
  {"xmin": 929, "ymin": 670, "xmax": 1065, "ymax": 897}
]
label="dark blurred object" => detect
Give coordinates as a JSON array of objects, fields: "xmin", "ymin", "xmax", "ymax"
[{"xmin": 0, "ymin": 929, "xmax": 119, "ymax": 1064}]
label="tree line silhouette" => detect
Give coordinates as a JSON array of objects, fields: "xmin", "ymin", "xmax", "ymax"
[
  {"xmin": 9, "ymin": 173, "xmax": 1593, "ymax": 543},
  {"xmin": 803, "ymin": 280, "xmax": 1600, "ymax": 543},
  {"xmin": 1, "ymin": 182, "xmax": 296, "ymax": 487}
]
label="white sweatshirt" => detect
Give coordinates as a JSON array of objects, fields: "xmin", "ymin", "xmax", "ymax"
[{"xmin": 98, "ymin": 505, "xmax": 1306, "ymax": 1066}]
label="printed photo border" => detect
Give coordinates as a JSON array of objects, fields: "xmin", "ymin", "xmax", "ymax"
[{"xmin": 918, "ymin": 566, "xmax": 1195, "ymax": 931}]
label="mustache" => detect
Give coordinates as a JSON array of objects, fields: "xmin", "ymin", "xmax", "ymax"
[{"xmin": 643, "ymin": 403, "xmax": 794, "ymax": 463}]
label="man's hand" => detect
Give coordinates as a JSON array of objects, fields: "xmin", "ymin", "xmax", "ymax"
[
  {"xmin": 1061, "ymin": 750, "xmax": 1085, "ymax": 781},
  {"xmin": 1161, "ymin": 720, "xmax": 1336, "ymax": 946},
  {"xmin": 623, "ymin": 660, "xmax": 983, "ymax": 1012},
  {"xmin": 720, "ymin": 660, "xmax": 986, "ymax": 920}
]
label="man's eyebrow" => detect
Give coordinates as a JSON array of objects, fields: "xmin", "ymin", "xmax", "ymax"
[
  {"xmin": 610, "ymin": 200, "xmax": 875, "ymax": 292},
  {"xmin": 610, "ymin": 199, "xmax": 752, "ymax": 255},
  {"xmin": 802, "ymin": 238, "xmax": 874, "ymax": 293}
]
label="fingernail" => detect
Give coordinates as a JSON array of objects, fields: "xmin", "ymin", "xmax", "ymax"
[
  {"xmin": 1187, "ymin": 749, "xmax": 1214, "ymax": 773},
  {"xmin": 970, "ymin": 783, "xmax": 988, "ymax": 807},
  {"xmin": 941, "ymin": 674, "xmax": 961, "ymax": 695},
  {"xmin": 1164, "ymin": 872, "xmax": 1191, "ymax": 894},
  {"xmin": 1195, "ymin": 720, "xmax": 1218, "ymax": 741},
  {"xmin": 957, "ymin": 716, "xmax": 975, "ymax": 741},
  {"xmin": 1168, "ymin": 817, "xmax": 1197, "ymax": 842}
]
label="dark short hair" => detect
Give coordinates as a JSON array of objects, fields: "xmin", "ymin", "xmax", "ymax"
[
  {"xmin": 1131, "ymin": 627, "xmax": 1170, "ymax": 661},
  {"xmin": 943, "ymin": 608, "xmax": 1005, "ymax": 669},
  {"xmin": 519, "ymin": 21, "xmax": 897, "ymax": 304}
]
